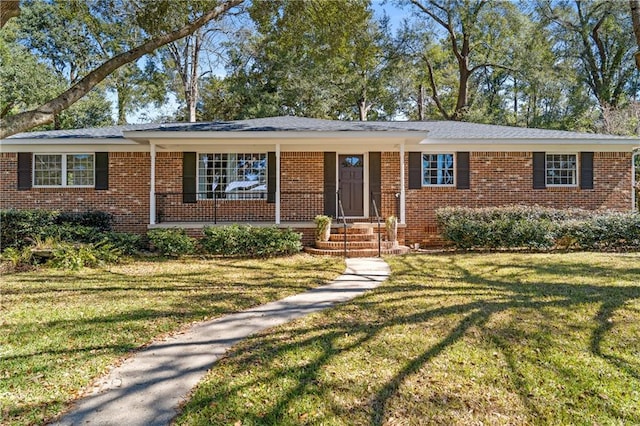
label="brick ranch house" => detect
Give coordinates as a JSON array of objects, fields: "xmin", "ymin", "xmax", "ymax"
[{"xmin": 1, "ymin": 116, "xmax": 638, "ymax": 247}]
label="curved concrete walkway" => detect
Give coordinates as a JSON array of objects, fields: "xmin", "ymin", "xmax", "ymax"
[{"xmin": 50, "ymin": 257, "xmax": 390, "ymax": 426}]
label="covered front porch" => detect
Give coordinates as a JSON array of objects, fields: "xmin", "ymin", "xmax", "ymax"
[
  {"xmin": 152, "ymin": 190, "xmax": 401, "ymax": 225},
  {"xmin": 122, "ymin": 122, "xmax": 427, "ymax": 232}
]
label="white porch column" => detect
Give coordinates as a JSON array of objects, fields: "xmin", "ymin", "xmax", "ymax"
[
  {"xmin": 149, "ymin": 143, "xmax": 156, "ymax": 225},
  {"xmin": 275, "ymin": 144, "xmax": 281, "ymax": 224},
  {"xmin": 400, "ymin": 143, "xmax": 406, "ymax": 225}
]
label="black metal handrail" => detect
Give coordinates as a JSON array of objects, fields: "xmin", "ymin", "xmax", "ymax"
[
  {"xmin": 371, "ymin": 197, "xmax": 382, "ymax": 258},
  {"xmin": 337, "ymin": 191, "xmax": 348, "ymax": 258}
]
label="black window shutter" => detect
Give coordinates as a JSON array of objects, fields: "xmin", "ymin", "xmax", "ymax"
[
  {"xmin": 267, "ymin": 151, "xmax": 276, "ymax": 203},
  {"xmin": 94, "ymin": 152, "xmax": 109, "ymax": 190},
  {"xmin": 456, "ymin": 152, "xmax": 470, "ymax": 189},
  {"xmin": 533, "ymin": 152, "xmax": 546, "ymax": 189},
  {"xmin": 324, "ymin": 152, "xmax": 336, "ymax": 217},
  {"xmin": 17, "ymin": 152, "xmax": 32, "ymax": 190},
  {"xmin": 408, "ymin": 152, "xmax": 422, "ymax": 189},
  {"xmin": 182, "ymin": 152, "xmax": 197, "ymax": 203},
  {"xmin": 580, "ymin": 152, "xmax": 594, "ymax": 189},
  {"xmin": 369, "ymin": 152, "xmax": 382, "ymax": 214}
]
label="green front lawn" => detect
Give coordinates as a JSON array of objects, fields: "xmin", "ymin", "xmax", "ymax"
[
  {"xmin": 0, "ymin": 255, "xmax": 345, "ymax": 426},
  {"xmin": 176, "ymin": 252, "xmax": 640, "ymax": 425}
]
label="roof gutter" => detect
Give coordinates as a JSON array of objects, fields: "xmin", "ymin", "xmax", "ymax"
[{"xmin": 122, "ymin": 130, "xmax": 429, "ymax": 143}]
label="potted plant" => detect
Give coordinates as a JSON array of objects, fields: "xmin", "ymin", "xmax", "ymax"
[
  {"xmin": 314, "ymin": 215, "xmax": 332, "ymax": 242},
  {"xmin": 385, "ymin": 215, "xmax": 398, "ymax": 245}
]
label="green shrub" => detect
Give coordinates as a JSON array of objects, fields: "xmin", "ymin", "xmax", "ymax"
[
  {"xmin": 56, "ymin": 211, "xmax": 113, "ymax": 231},
  {"xmin": 1, "ymin": 209, "xmax": 142, "ymax": 258},
  {"xmin": 0, "ymin": 209, "xmax": 58, "ymax": 249},
  {"xmin": 202, "ymin": 225, "xmax": 302, "ymax": 257},
  {"xmin": 47, "ymin": 240, "xmax": 120, "ymax": 270},
  {"xmin": 147, "ymin": 228, "xmax": 197, "ymax": 256},
  {"xmin": 557, "ymin": 213, "xmax": 640, "ymax": 251},
  {"xmin": 40, "ymin": 223, "xmax": 98, "ymax": 244},
  {"xmin": 437, "ymin": 206, "xmax": 640, "ymax": 251},
  {"xmin": 100, "ymin": 232, "xmax": 143, "ymax": 255},
  {"xmin": 1, "ymin": 246, "xmax": 34, "ymax": 268}
]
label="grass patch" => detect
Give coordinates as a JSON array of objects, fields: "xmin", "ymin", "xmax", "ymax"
[
  {"xmin": 175, "ymin": 252, "xmax": 640, "ymax": 425},
  {"xmin": 0, "ymin": 255, "xmax": 344, "ymax": 425}
]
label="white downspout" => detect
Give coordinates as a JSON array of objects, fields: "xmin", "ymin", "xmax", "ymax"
[
  {"xmin": 149, "ymin": 143, "xmax": 156, "ymax": 225},
  {"xmin": 276, "ymin": 144, "xmax": 281, "ymax": 224},
  {"xmin": 400, "ymin": 143, "xmax": 406, "ymax": 225}
]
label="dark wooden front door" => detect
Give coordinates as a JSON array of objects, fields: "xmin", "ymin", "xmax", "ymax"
[{"xmin": 338, "ymin": 154, "xmax": 364, "ymax": 216}]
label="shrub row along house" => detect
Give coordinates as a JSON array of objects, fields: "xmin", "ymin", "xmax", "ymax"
[{"xmin": 1, "ymin": 116, "xmax": 638, "ymax": 247}]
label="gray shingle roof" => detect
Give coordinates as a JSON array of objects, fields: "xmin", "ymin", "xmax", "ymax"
[
  {"xmin": 6, "ymin": 123, "xmax": 162, "ymax": 139},
  {"xmin": 5, "ymin": 116, "xmax": 637, "ymax": 140}
]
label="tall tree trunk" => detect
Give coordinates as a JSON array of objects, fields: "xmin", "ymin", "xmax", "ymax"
[
  {"xmin": 0, "ymin": 0, "xmax": 19, "ymax": 28},
  {"xmin": 117, "ymin": 89, "xmax": 128, "ymax": 125},
  {"xmin": 453, "ymin": 65, "xmax": 470, "ymax": 121},
  {"xmin": 188, "ymin": 31, "xmax": 201, "ymax": 123},
  {"xmin": 631, "ymin": 0, "xmax": 640, "ymax": 69},
  {"xmin": 358, "ymin": 98, "xmax": 368, "ymax": 121},
  {"xmin": 513, "ymin": 77, "xmax": 518, "ymax": 125},
  {"xmin": 1, "ymin": 0, "xmax": 243, "ymax": 138},
  {"xmin": 417, "ymin": 84, "xmax": 425, "ymax": 121}
]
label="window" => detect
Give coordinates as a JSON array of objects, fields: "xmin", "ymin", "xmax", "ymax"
[
  {"xmin": 198, "ymin": 153, "xmax": 267, "ymax": 200},
  {"xmin": 422, "ymin": 153, "xmax": 454, "ymax": 186},
  {"xmin": 33, "ymin": 154, "xmax": 94, "ymax": 187},
  {"xmin": 546, "ymin": 154, "xmax": 577, "ymax": 186}
]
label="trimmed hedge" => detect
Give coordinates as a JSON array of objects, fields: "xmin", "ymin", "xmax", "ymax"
[
  {"xmin": 0, "ymin": 209, "xmax": 58, "ymax": 249},
  {"xmin": 201, "ymin": 225, "xmax": 302, "ymax": 257},
  {"xmin": 436, "ymin": 206, "xmax": 640, "ymax": 251},
  {"xmin": 147, "ymin": 228, "xmax": 197, "ymax": 257},
  {"xmin": 0, "ymin": 209, "xmax": 141, "ymax": 255}
]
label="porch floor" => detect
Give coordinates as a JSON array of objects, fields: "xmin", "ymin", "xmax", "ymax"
[{"xmin": 148, "ymin": 221, "xmax": 318, "ymax": 229}]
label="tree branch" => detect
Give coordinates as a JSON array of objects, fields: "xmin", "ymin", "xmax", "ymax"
[
  {"xmin": 0, "ymin": 0, "xmax": 19, "ymax": 28},
  {"xmin": 423, "ymin": 54, "xmax": 450, "ymax": 120},
  {"xmin": 469, "ymin": 62, "xmax": 517, "ymax": 74},
  {"xmin": 1, "ymin": 0, "xmax": 243, "ymax": 138},
  {"xmin": 630, "ymin": 0, "xmax": 640, "ymax": 69}
]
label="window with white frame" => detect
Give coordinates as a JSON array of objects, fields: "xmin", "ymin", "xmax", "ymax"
[
  {"xmin": 33, "ymin": 154, "xmax": 95, "ymax": 187},
  {"xmin": 198, "ymin": 153, "xmax": 267, "ymax": 200},
  {"xmin": 422, "ymin": 153, "xmax": 454, "ymax": 186},
  {"xmin": 546, "ymin": 154, "xmax": 577, "ymax": 186}
]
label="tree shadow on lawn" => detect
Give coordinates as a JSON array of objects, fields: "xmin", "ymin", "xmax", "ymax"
[{"xmin": 178, "ymin": 254, "xmax": 640, "ymax": 425}]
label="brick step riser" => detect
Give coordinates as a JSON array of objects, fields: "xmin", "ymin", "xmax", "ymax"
[
  {"xmin": 316, "ymin": 241, "xmax": 397, "ymax": 250},
  {"xmin": 328, "ymin": 234, "xmax": 376, "ymax": 242},
  {"xmin": 303, "ymin": 247, "xmax": 410, "ymax": 257},
  {"xmin": 332, "ymin": 227, "xmax": 373, "ymax": 235}
]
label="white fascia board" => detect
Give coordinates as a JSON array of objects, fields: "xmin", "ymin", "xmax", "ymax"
[
  {"xmin": 0, "ymin": 138, "xmax": 148, "ymax": 153},
  {"xmin": 124, "ymin": 130, "xmax": 427, "ymax": 143},
  {"xmin": 150, "ymin": 135, "xmax": 426, "ymax": 152},
  {"xmin": 414, "ymin": 138, "xmax": 639, "ymax": 152}
]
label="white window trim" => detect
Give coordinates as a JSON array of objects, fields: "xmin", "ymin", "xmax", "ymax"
[
  {"xmin": 32, "ymin": 153, "xmax": 95, "ymax": 188},
  {"xmin": 422, "ymin": 152, "xmax": 456, "ymax": 187},
  {"xmin": 545, "ymin": 153, "xmax": 578, "ymax": 187},
  {"xmin": 196, "ymin": 152, "xmax": 268, "ymax": 201}
]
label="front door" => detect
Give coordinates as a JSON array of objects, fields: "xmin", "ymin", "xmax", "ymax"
[{"xmin": 338, "ymin": 154, "xmax": 364, "ymax": 216}]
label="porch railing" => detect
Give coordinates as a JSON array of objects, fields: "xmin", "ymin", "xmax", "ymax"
[
  {"xmin": 155, "ymin": 190, "xmax": 400, "ymax": 224},
  {"xmin": 155, "ymin": 191, "xmax": 324, "ymax": 224}
]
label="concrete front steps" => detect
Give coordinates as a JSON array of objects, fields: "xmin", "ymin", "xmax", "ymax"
[{"xmin": 304, "ymin": 223, "xmax": 410, "ymax": 257}]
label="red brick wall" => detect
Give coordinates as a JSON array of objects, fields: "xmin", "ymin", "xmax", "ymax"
[
  {"xmin": 281, "ymin": 152, "xmax": 324, "ymax": 221},
  {"xmin": 402, "ymin": 151, "xmax": 633, "ymax": 246},
  {"xmin": 1, "ymin": 152, "xmax": 150, "ymax": 233},
  {"xmin": 2, "ymin": 151, "xmax": 633, "ymax": 246}
]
